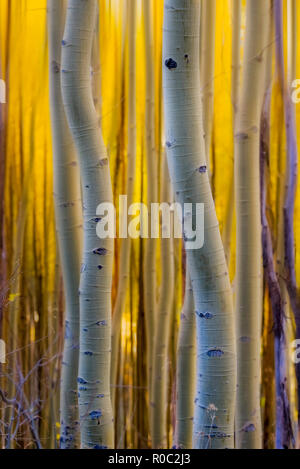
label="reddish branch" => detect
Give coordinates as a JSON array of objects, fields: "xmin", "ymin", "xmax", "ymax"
[{"xmin": 0, "ymin": 388, "xmax": 42, "ymax": 449}]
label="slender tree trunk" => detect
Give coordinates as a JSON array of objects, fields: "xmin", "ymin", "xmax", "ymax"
[
  {"xmin": 200, "ymin": 0, "xmax": 216, "ymax": 176},
  {"xmin": 143, "ymin": 0, "xmax": 158, "ymax": 406},
  {"xmin": 274, "ymin": 0, "xmax": 300, "ymax": 444},
  {"xmin": 47, "ymin": 0, "xmax": 82, "ymax": 449},
  {"xmin": 163, "ymin": 0, "xmax": 236, "ymax": 449},
  {"xmin": 174, "ymin": 267, "xmax": 195, "ymax": 449},
  {"xmin": 287, "ymin": 0, "xmax": 297, "ymax": 91},
  {"xmin": 61, "ymin": 0, "xmax": 114, "ymax": 449},
  {"xmin": 151, "ymin": 154, "xmax": 174, "ymax": 448},
  {"xmin": 235, "ymin": 0, "xmax": 271, "ymax": 449},
  {"xmin": 111, "ymin": 0, "xmax": 137, "ymax": 409},
  {"xmin": 222, "ymin": 0, "xmax": 241, "ymax": 264},
  {"xmin": 260, "ymin": 43, "xmax": 294, "ymax": 447}
]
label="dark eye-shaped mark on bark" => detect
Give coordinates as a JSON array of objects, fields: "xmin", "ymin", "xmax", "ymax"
[
  {"xmin": 207, "ymin": 349, "xmax": 224, "ymax": 358},
  {"xmin": 165, "ymin": 58, "xmax": 177, "ymax": 70},
  {"xmin": 93, "ymin": 248, "xmax": 108, "ymax": 256}
]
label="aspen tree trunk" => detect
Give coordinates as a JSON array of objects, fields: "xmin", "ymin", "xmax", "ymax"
[
  {"xmin": 47, "ymin": 0, "xmax": 82, "ymax": 449},
  {"xmin": 235, "ymin": 0, "xmax": 271, "ymax": 449},
  {"xmin": 287, "ymin": 0, "xmax": 297, "ymax": 91},
  {"xmin": 61, "ymin": 0, "xmax": 114, "ymax": 449},
  {"xmin": 175, "ymin": 269, "xmax": 196, "ymax": 449},
  {"xmin": 143, "ymin": 0, "xmax": 158, "ymax": 403},
  {"xmin": 222, "ymin": 0, "xmax": 241, "ymax": 264},
  {"xmin": 200, "ymin": 0, "xmax": 216, "ymax": 175},
  {"xmin": 286, "ymin": 0, "xmax": 298, "ymax": 443},
  {"xmin": 274, "ymin": 0, "xmax": 300, "ymax": 444},
  {"xmin": 163, "ymin": 0, "xmax": 236, "ymax": 449},
  {"xmin": 260, "ymin": 34, "xmax": 294, "ymax": 447},
  {"xmin": 151, "ymin": 154, "xmax": 174, "ymax": 448},
  {"xmin": 111, "ymin": 0, "xmax": 137, "ymax": 408}
]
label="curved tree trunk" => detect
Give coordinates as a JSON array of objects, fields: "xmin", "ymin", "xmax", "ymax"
[
  {"xmin": 47, "ymin": 0, "xmax": 82, "ymax": 449},
  {"xmin": 163, "ymin": 0, "xmax": 236, "ymax": 449},
  {"xmin": 61, "ymin": 0, "xmax": 114, "ymax": 449},
  {"xmin": 235, "ymin": 0, "xmax": 271, "ymax": 449}
]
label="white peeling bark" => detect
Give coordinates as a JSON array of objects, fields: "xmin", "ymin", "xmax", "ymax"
[
  {"xmin": 61, "ymin": 0, "xmax": 114, "ymax": 449},
  {"xmin": 163, "ymin": 0, "xmax": 236, "ymax": 449}
]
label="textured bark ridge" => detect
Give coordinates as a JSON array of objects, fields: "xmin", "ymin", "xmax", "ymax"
[
  {"xmin": 48, "ymin": 0, "xmax": 82, "ymax": 449},
  {"xmin": 61, "ymin": 0, "xmax": 114, "ymax": 449},
  {"xmin": 163, "ymin": 0, "xmax": 236, "ymax": 449},
  {"xmin": 235, "ymin": 0, "xmax": 271, "ymax": 449}
]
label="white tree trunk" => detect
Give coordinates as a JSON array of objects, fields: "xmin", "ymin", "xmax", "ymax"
[
  {"xmin": 175, "ymin": 268, "xmax": 196, "ymax": 449},
  {"xmin": 163, "ymin": 0, "xmax": 236, "ymax": 449},
  {"xmin": 61, "ymin": 0, "xmax": 114, "ymax": 449},
  {"xmin": 235, "ymin": 0, "xmax": 271, "ymax": 449},
  {"xmin": 47, "ymin": 0, "xmax": 83, "ymax": 448}
]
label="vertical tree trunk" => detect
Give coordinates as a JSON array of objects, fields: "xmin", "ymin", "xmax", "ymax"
[
  {"xmin": 200, "ymin": 0, "xmax": 216, "ymax": 176},
  {"xmin": 274, "ymin": 0, "xmax": 300, "ymax": 445},
  {"xmin": 151, "ymin": 154, "xmax": 174, "ymax": 448},
  {"xmin": 163, "ymin": 0, "xmax": 236, "ymax": 449},
  {"xmin": 175, "ymin": 268, "xmax": 195, "ymax": 449},
  {"xmin": 235, "ymin": 0, "xmax": 271, "ymax": 449},
  {"xmin": 61, "ymin": 0, "xmax": 114, "ymax": 449},
  {"xmin": 143, "ymin": 0, "xmax": 158, "ymax": 406},
  {"xmin": 287, "ymin": 0, "xmax": 297, "ymax": 91},
  {"xmin": 222, "ymin": 0, "xmax": 241, "ymax": 264},
  {"xmin": 47, "ymin": 0, "xmax": 82, "ymax": 449},
  {"xmin": 111, "ymin": 0, "xmax": 137, "ymax": 409},
  {"xmin": 260, "ymin": 35, "xmax": 294, "ymax": 447}
]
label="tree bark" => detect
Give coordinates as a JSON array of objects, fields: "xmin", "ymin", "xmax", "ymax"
[
  {"xmin": 142, "ymin": 0, "xmax": 158, "ymax": 409},
  {"xmin": 163, "ymin": 0, "xmax": 236, "ymax": 449},
  {"xmin": 174, "ymin": 267, "xmax": 195, "ymax": 449},
  {"xmin": 47, "ymin": 0, "xmax": 83, "ymax": 449},
  {"xmin": 235, "ymin": 0, "xmax": 271, "ymax": 449},
  {"xmin": 111, "ymin": 0, "xmax": 137, "ymax": 409},
  {"xmin": 200, "ymin": 0, "xmax": 216, "ymax": 176},
  {"xmin": 61, "ymin": 0, "xmax": 114, "ymax": 449},
  {"xmin": 151, "ymin": 154, "xmax": 174, "ymax": 448}
]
